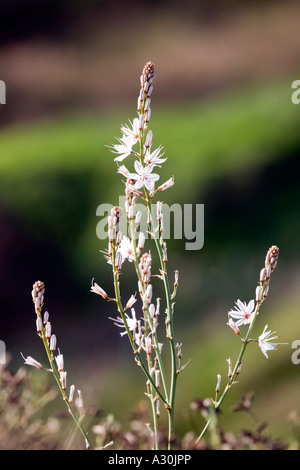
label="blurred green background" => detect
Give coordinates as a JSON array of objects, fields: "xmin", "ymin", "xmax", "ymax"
[{"xmin": 1, "ymin": 0, "xmax": 300, "ymax": 447}]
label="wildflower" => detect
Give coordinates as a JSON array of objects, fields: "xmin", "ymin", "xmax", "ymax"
[
  {"xmin": 60, "ymin": 371, "xmax": 67, "ymax": 390},
  {"xmin": 90, "ymin": 280, "xmax": 108, "ymax": 299},
  {"xmin": 227, "ymin": 317, "xmax": 240, "ymax": 335},
  {"xmin": 21, "ymin": 354, "xmax": 43, "ymax": 370},
  {"xmin": 258, "ymin": 325, "xmax": 285, "ymax": 359},
  {"xmin": 157, "ymin": 177, "xmax": 175, "ymax": 192},
  {"xmin": 228, "ymin": 299, "xmax": 255, "ymax": 327},
  {"xmin": 125, "ymin": 294, "xmax": 137, "ymax": 310},
  {"xmin": 118, "ymin": 235, "xmax": 135, "ymax": 262},
  {"xmin": 132, "ymin": 160, "xmax": 160, "ymax": 191},
  {"xmin": 109, "ymin": 309, "xmax": 138, "ymax": 337},
  {"xmin": 120, "ymin": 118, "xmax": 140, "ymax": 143},
  {"xmin": 111, "ymin": 135, "xmax": 136, "ymax": 162},
  {"xmin": 117, "ymin": 164, "xmax": 135, "ymax": 179},
  {"xmin": 144, "ymin": 145, "xmax": 167, "ymax": 167},
  {"xmin": 55, "ymin": 353, "xmax": 64, "ymax": 372}
]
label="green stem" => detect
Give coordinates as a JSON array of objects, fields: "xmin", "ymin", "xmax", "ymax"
[
  {"xmin": 129, "ymin": 217, "xmax": 170, "ymax": 403},
  {"xmin": 111, "ymin": 246, "xmax": 169, "ymax": 407},
  {"xmin": 196, "ymin": 278, "xmax": 269, "ymax": 444},
  {"xmin": 145, "ymin": 197, "xmax": 177, "ymax": 449},
  {"xmin": 39, "ymin": 319, "xmax": 94, "ymax": 449}
]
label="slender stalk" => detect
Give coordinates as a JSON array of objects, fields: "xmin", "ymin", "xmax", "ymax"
[
  {"xmin": 38, "ymin": 313, "xmax": 94, "ymax": 449},
  {"xmin": 111, "ymin": 244, "xmax": 169, "ymax": 406},
  {"xmin": 196, "ymin": 276, "xmax": 270, "ymax": 443},
  {"xmin": 129, "ymin": 217, "xmax": 170, "ymax": 401},
  {"xmin": 145, "ymin": 197, "xmax": 177, "ymax": 448}
]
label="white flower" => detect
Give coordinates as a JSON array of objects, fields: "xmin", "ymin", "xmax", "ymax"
[
  {"xmin": 258, "ymin": 325, "xmax": 285, "ymax": 359},
  {"xmin": 132, "ymin": 160, "xmax": 160, "ymax": 191},
  {"xmin": 111, "ymin": 135, "xmax": 135, "ymax": 162},
  {"xmin": 118, "ymin": 236, "xmax": 135, "ymax": 263},
  {"xmin": 228, "ymin": 299, "xmax": 255, "ymax": 327},
  {"xmin": 157, "ymin": 177, "xmax": 175, "ymax": 192},
  {"xmin": 117, "ymin": 164, "xmax": 135, "ymax": 179},
  {"xmin": 144, "ymin": 145, "xmax": 167, "ymax": 167},
  {"xmin": 120, "ymin": 118, "xmax": 140, "ymax": 143},
  {"xmin": 21, "ymin": 354, "xmax": 43, "ymax": 370},
  {"xmin": 90, "ymin": 280, "xmax": 108, "ymax": 299},
  {"xmin": 109, "ymin": 309, "xmax": 137, "ymax": 337}
]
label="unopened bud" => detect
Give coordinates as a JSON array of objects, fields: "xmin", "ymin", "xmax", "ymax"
[
  {"xmin": 50, "ymin": 334, "xmax": 57, "ymax": 352},
  {"xmin": 69, "ymin": 384, "xmax": 75, "ymax": 403},
  {"xmin": 138, "ymin": 232, "xmax": 145, "ymax": 251},
  {"xmin": 145, "ymin": 130, "xmax": 153, "ymax": 149},
  {"xmin": 260, "ymin": 268, "xmax": 266, "ymax": 284},
  {"xmin": 43, "ymin": 311, "xmax": 49, "ymax": 324},
  {"xmin": 149, "ymin": 303, "xmax": 155, "ymax": 319},
  {"xmin": 146, "ymin": 284, "xmax": 152, "ymax": 304},
  {"xmin": 265, "ymin": 245, "xmax": 279, "ymax": 272},
  {"xmin": 256, "ymin": 285, "xmax": 263, "ymax": 302},
  {"xmin": 145, "ymin": 336, "xmax": 152, "ymax": 355},
  {"xmin": 115, "ymin": 251, "xmax": 123, "ymax": 271},
  {"xmin": 36, "ymin": 316, "xmax": 43, "ymax": 333},
  {"xmin": 135, "ymin": 210, "xmax": 142, "ymax": 226},
  {"xmin": 45, "ymin": 321, "xmax": 51, "ymax": 339},
  {"xmin": 216, "ymin": 374, "xmax": 221, "ymax": 393},
  {"xmin": 227, "ymin": 358, "xmax": 232, "ymax": 379}
]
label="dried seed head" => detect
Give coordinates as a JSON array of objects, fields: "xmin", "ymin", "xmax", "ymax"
[{"xmin": 265, "ymin": 245, "xmax": 279, "ymax": 272}]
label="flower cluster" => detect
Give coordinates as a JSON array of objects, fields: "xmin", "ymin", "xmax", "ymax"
[
  {"xmin": 22, "ymin": 281, "xmax": 91, "ymax": 448},
  {"xmin": 109, "ymin": 62, "xmax": 174, "ymax": 198},
  {"xmin": 226, "ymin": 246, "xmax": 285, "ymax": 359},
  {"xmin": 92, "ymin": 62, "xmax": 179, "ymax": 449}
]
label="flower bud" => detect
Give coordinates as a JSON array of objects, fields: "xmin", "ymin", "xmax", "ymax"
[
  {"xmin": 138, "ymin": 232, "xmax": 145, "ymax": 251},
  {"xmin": 256, "ymin": 285, "xmax": 263, "ymax": 302},
  {"xmin": 50, "ymin": 334, "xmax": 57, "ymax": 352},
  {"xmin": 36, "ymin": 316, "xmax": 43, "ymax": 333}
]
